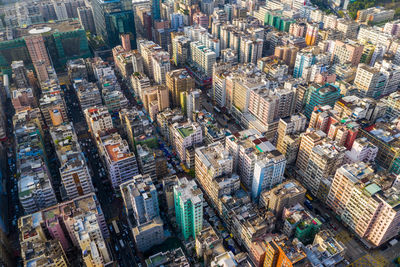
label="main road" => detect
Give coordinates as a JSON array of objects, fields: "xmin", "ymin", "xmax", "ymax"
[{"xmin": 62, "ymin": 82, "xmax": 138, "ymax": 266}]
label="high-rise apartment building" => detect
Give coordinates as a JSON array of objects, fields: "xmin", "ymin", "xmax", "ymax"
[
  {"xmin": 195, "ymin": 142, "xmax": 240, "ymax": 205},
  {"xmin": 358, "ymin": 121, "xmax": 400, "ymax": 171},
  {"xmin": 120, "ymin": 174, "xmax": 159, "ymax": 224},
  {"xmin": 131, "ymin": 50, "xmax": 144, "ymax": 74},
  {"xmin": 354, "ymin": 64, "xmax": 382, "ymax": 99},
  {"xmin": 152, "ymin": 0, "xmax": 161, "ymax": 21},
  {"xmin": 174, "ymin": 177, "xmax": 203, "ymax": 240},
  {"xmin": 239, "ymin": 37, "xmax": 263, "ymax": 64},
  {"xmin": 172, "ymin": 35, "xmax": 191, "ymax": 67},
  {"xmin": 18, "ymin": 194, "xmax": 110, "ymax": 266},
  {"xmin": 166, "ymin": 69, "xmax": 195, "ymax": 107},
  {"xmin": 212, "ymin": 62, "xmax": 230, "ymax": 108},
  {"xmin": 190, "ymin": 41, "xmax": 217, "ymax": 77},
  {"xmin": 99, "ymin": 133, "xmax": 139, "ymax": 189},
  {"xmin": 225, "ymin": 129, "xmax": 274, "ymax": 190},
  {"xmin": 142, "ymin": 85, "xmax": 170, "ymax": 121},
  {"xmin": 152, "ymin": 51, "xmax": 171, "ymax": 85},
  {"xmin": 327, "ymin": 163, "xmax": 400, "ymax": 247},
  {"xmin": 304, "ymin": 83, "xmax": 341, "ymax": 118},
  {"xmin": 135, "ymin": 6, "xmax": 152, "ymax": 40},
  {"xmin": 133, "ymin": 217, "xmax": 164, "ymax": 252},
  {"xmin": 336, "ymin": 18, "xmax": 359, "ymax": 39},
  {"xmin": 376, "ymin": 60, "xmax": 400, "ymax": 96},
  {"xmin": 264, "ymin": 235, "xmax": 307, "ymax": 267},
  {"xmin": 138, "ymin": 39, "xmax": 170, "ymax": 80},
  {"xmin": 344, "ymin": 137, "xmax": 378, "ymax": 164},
  {"xmin": 248, "ymin": 87, "xmax": 296, "ymax": 126},
  {"xmin": 308, "ymin": 105, "xmax": 360, "ymax": 150},
  {"xmin": 50, "ymin": 123, "xmax": 95, "ymax": 200},
  {"xmin": 296, "ymin": 130, "xmax": 326, "ymax": 176},
  {"xmin": 14, "ymin": 117, "xmax": 57, "ymax": 214},
  {"xmin": 276, "ymin": 114, "xmax": 307, "ymax": 164},
  {"xmin": 131, "ymin": 72, "xmax": 150, "ymax": 99},
  {"xmin": 302, "ymin": 141, "xmax": 346, "ymax": 200},
  {"xmin": 73, "ymin": 79, "xmax": 102, "ymax": 111},
  {"xmin": 331, "ymin": 40, "xmax": 364, "ymax": 67},
  {"xmin": 260, "ymin": 180, "xmax": 306, "ymax": 217},
  {"xmin": 84, "ymin": 106, "xmax": 113, "ymax": 137},
  {"xmin": 119, "ymin": 107, "xmax": 150, "ymax": 149},
  {"xmin": 293, "ymin": 50, "xmax": 315, "ymax": 78},
  {"xmin": 11, "ymin": 61, "xmax": 30, "ymax": 89},
  {"xmin": 186, "ymin": 89, "xmax": 201, "ymax": 121},
  {"xmin": 24, "ymin": 35, "xmax": 51, "ymax": 66},
  {"xmin": 136, "ymin": 144, "xmax": 156, "ymax": 179},
  {"xmin": 91, "ymin": 0, "xmax": 136, "ymax": 48},
  {"xmin": 172, "ymin": 121, "xmax": 203, "ymax": 163},
  {"xmin": 305, "ymin": 23, "xmax": 318, "ymax": 46},
  {"xmin": 252, "ymin": 149, "xmax": 286, "ymax": 200},
  {"xmin": 77, "ymin": 6, "xmax": 96, "ymax": 33}
]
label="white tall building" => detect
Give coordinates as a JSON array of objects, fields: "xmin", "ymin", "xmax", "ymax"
[
  {"xmin": 172, "ymin": 122, "xmax": 203, "ymax": 163},
  {"xmin": 225, "ymin": 129, "xmax": 277, "ymax": 190},
  {"xmin": 354, "ymin": 64, "xmax": 382, "ymax": 99},
  {"xmin": 302, "ymin": 141, "xmax": 346, "ymax": 200},
  {"xmin": 212, "ymin": 62, "xmax": 230, "ymax": 107},
  {"xmin": 251, "ymin": 151, "xmax": 286, "ymax": 200},
  {"xmin": 239, "ymin": 37, "xmax": 263, "ymax": 64},
  {"xmin": 120, "ymin": 174, "xmax": 159, "ymax": 224},
  {"xmin": 100, "ymin": 133, "xmax": 139, "ymax": 189},
  {"xmin": 190, "ymin": 41, "xmax": 217, "ymax": 77},
  {"xmin": 84, "ymin": 106, "xmax": 113, "ymax": 136},
  {"xmin": 152, "ymin": 51, "xmax": 171, "ymax": 85},
  {"xmin": 184, "ymin": 25, "xmax": 221, "ymax": 56},
  {"xmin": 131, "ymin": 72, "xmax": 151, "ymax": 100},
  {"xmin": 344, "ymin": 137, "xmax": 378, "ymax": 164},
  {"xmin": 187, "ymin": 89, "xmax": 201, "ymax": 121},
  {"xmin": 376, "ymin": 60, "xmax": 400, "ymax": 96}
]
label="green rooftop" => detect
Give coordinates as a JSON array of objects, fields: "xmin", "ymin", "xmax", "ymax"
[
  {"xmin": 364, "ymin": 183, "xmax": 381, "ymax": 196},
  {"xmin": 19, "ymin": 189, "xmax": 32, "ymax": 198},
  {"xmin": 178, "ymin": 127, "xmax": 194, "ymax": 138}
]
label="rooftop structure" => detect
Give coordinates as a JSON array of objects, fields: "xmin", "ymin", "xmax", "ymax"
[
  {"xmin": 145, "ymin": 248, "xmax": 190, "ymax": 267},
  {"xmin": 260, "ymin": 180, "xmax": 306, "ymax": 217},
  {"xmin": 18, "ymin": 194, "xmax": 110, "ymax": 266},
  {"xmin": 120, "ymin": 174, "xmax": 159, "ymax": 224},
  {"xmin": 99, "ymin": 133, "xmax": 139, "ymax": 189},
  {"xmin": 0, "ymin": 19, "xmax": 90, "ymax": 71}
]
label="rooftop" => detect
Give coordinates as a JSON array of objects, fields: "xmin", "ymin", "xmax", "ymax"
[
  {"xmin": 175, "ymin": 177, "xmax": 203, "ymax": 205},
  {"xmin": 13, "ymin": 19, "xmax": 83, "ymax": 39}
]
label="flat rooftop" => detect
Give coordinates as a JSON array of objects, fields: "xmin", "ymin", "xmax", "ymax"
[{"xmin": 13, "ymin": 19, "xmax": 83, "ymax": 39}]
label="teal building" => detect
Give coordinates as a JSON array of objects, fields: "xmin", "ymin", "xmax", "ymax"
[
  {"xmin": 304, "ymin": 84, "xmax": 341, "ymax": 118},
  {"xmin": 173, "ymin": 177, "xmax": 203, "ymax": 240},
  {"xmin": 264, "ymin": 11, "xmax": 294, "ymax": 32}
]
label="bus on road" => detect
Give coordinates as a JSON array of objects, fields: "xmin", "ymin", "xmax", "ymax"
[{"xmin": 112, "ymin": 220, "xmax": 120, "ymax": 235}]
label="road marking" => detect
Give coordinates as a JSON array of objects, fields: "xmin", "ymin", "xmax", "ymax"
[{"xmin": 348, "ymin": 253, "xmax": 389, "ymax": 267}]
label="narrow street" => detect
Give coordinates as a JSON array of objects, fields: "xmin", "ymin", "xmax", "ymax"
[{"xmin": 62, "ymin": 82, "xmax": 138, "ymax": 266}]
